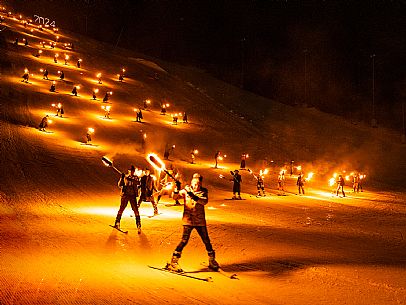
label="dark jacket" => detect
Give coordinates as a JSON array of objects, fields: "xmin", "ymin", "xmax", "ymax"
[
  {"xmin": 118, "ymin": 174, "xmax": 139, "ymax": 197},
  {"xmin": 176, "ymin": 185, "xmax": 209, "ymax": 226}
]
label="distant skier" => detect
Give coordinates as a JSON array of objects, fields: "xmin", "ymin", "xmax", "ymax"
[
  {"xmin": 190, "ymin": 150, "xmax": 197, "ymax": 164},
  {"xmin": 164, "ymin": 145, "xmax": 170, "ymax": 160},
  {"xmin": 336, "ymin": 174, "xmax": 346, "ymax": 197},
  {"xmin": 71, "ymin": 86, "xmax": 78, "ymax": 96},
  {"xmin": 59, "ymin": 71, "xmax": 65, "ymax": 81},
  {"xmin": 252, "ymin": 171, "xmax": 265, "ymax": 196},
  {"xmin": 183, "ymin": 112, "xmax": 188, "ymax": 123},
  {"xmin": 43, "ymin": 69, "xmax": 49, "ymax": 80},
  {"xmin": 214, "ymin": 151, "xmax": 221, "ymax": 168},
  {"xmin": 167, "ymin": 173, "xmax": 219, "ymax": 272},
  {"xmin": 86, "ymin": 130, "xmax": 92, "ymax": 144},
  {"xmin": 172, "ymin": 115, "xmax": 178, "ymax": 125},
  {"xmin": 164, "ymin": 144, "xmax": 175, "ymax": 160},
  {"xmin": 136, "ymin": 109, "xmax": 143, "ymax": 122},
  {"xmin": 231, "ymin": 169, "xmax": 242, "ymax": 199},
  {"xmin": 358, "ymin": 175, "xmax": 364, "ymax": 192},
  {"xmin": 50, "ymin": 82, "xmax": 56, "ymax": 92},
  {"xmin": 297, "ymin": 173, "xmax": 305, "ymax": 195},
  {"xmin": 114, "ymin": 165, "xmax": 142, "ymax": 233},
  {"xmin": 14, "ymin": 37, "xmax": 18, "ymax": 46},
  {"xmin": 103, "ymin": 106, "xmax": 111, "ymax": 119},
  {"xmin": 353, "ymin": 174, "xmax": 360, "ymax": 193},
  {"xmin": 160, "ymin": 104, "xmax": 166, "ymax": 115},
  {"xmin": 138, "ymin": 169, "xmax": 158, "ymax": 216},
  {"xmin": 24, "ymin": 38, "xmax": 28, "ymax": 46},
  {"xmin": 118, "ymin": 74, "xmax": 124, "ymax": 82},
  {"xmin": 21, "ymin": 70, "xmax": 29, "ymax": 83},
  {"xmin": 38, "ymin": 115, "xmax": 49, "ymax": 131},
  {"xmin": 240, "ymin": 154, "xmax": 247, "ymax": 169},
  {"xmin": 54, "ymin": 54, "xmax": 58, "ymax": 63},
  {"xmin": 278, "ymin": 171, "xmax": 285, "ymax": 191},
  {"xmin": 55, "ymin": 103, "xmax": 64, "ymax": 117},
  {"xmin": 77, "ymin": 59, "xmax": 81, "ymax": 68},
  {"xmin": 103, "ymin": 92, "xmax": 109, "ymax": 103}
]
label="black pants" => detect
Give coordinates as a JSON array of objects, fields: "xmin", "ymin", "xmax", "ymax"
[
  {"xmin": 117, "ymin": 195, "xmax": 139, "ymax": 219},
  {"xmin": 233, "ymin": 184, "xmax": 241, "ymax": 195},
  {"xmin": 175, "ymin": 225, "xmax": 213, "ymax": 253}
]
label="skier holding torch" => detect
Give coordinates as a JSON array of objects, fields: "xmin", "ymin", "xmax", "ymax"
[
  {"xmin": 166, "ymin": 173, "xmax": 220, "ymax": 272},
  {"xmin": 102, "ymin": 157, "xmax": 142, "ymax": 233},
  {"xmin": 115, "ymin": 165, "xmax": 141, "ymax": 233}
]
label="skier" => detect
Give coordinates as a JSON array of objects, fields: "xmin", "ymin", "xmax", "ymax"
[
  {"xmin": 38, "ymin": 115, "xmax": 49, "ymax": 131},
  {"xmin": 103, "ymin": 106, "xmax": 111, "ymax": 119},
  {"xmin": 278, "ymin": 171, "xmax": 285, "ymax": 191},
  {"xmin": 50, "ymin": 82, "xmax": 56, "ymax": 92},
  {"xmin": 336, "ymin": 174, "xmax": 346, "ymax": 197},
  {"xmin": 190, "ymin": 149, "xmax": 197, "ymax": 164},
  {"xmin": 24, "ymin": 38, "xmax": 28, "ymax": 46},
  {"xmin": 167, "ymin": 173, "xmax": 219, "ymax": 272},
  {"xmin": 114, "ymin": 165, "xmax": 142, "ymax": 233},
  {"xmin": 86, "ymin": 130, "xmax": 92, "ymax": 144},
  {"xmin": 160, "ymin": 104, "xmax": 166, "ymax": 115},
  {"xmin": 14, "ymin": 37, "xmax": 18, "ymax": 46},
  {"xmin": 54, "ymin": 54, "xmax": 58, "ymax": 63},
  {"xmin": 77, "ymin": 59, "xmax": 81, "ymax": 68},
  {"xmin": 358, "ymin": 175, "xmax": 364, "ymax": 192},
  {"xmin": 118, "ymin": 74, "xmax": 124, "ymax": 82},
  {"xmin": 103, "ymin": 92, "xmax": 109, "ymax": 103},
  {"xmin": 297, "ymin": 173, "xmax": 305, "ymax": 195},
  {"xmin": 353, "ymin": 174, "xmax": 360, "ymax": 193},
  {"xmin": 136, "ymin": 109, "xmax": 143, "ymax": 122},
  {"xmin": 214, "ymin": 151, "xmax": 221, "ymax": 168},
  {"xmin": 43, "ymin": 69, "xmax": 49, "ymax": 80},
  {"xmin": 183, "ymin": 112, "xmax": 188, "ymax": 123},
  {"xmin": 71, "ymin": 86, "xmax": 78, "ymax": 96},
  {"xmin": 172, "ymin": 115, "xmax": 178, "ymax": 125},
  {"xmin": 55, "ymin": 103, "xmax": 64, "ymax": 117},
  {"xmin": 164, "ymin": 145, "xmax": 170, "ymax": 160},
  {"xmin": 240, "ymin": 154, "xmax": 247, "ymax": 169},
  {"xmin": 21, "ymin": 70, "xmax": 29, "ymax": 83},
  {"xmin": 138, "ymin": 169, "xmax": 158, "ymax": 216},
  {"xmin": 253, "ymin": 171, "xmax": 265, "ymax": 196},
  {"xmin": 59, "ymin": 71, "xmax": 65, "ymax": 81},
  {"xmin": 231, "ymin": 169, "xmax": 242, "ymax": 199}
]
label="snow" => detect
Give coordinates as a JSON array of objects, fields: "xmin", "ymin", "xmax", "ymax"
[{"xmin": 0, "ymin": 8, "xmax": 405, "ymax": 305}]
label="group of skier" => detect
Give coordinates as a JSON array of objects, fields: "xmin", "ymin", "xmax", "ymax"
[
  {"xmin": 113, "ymin": 165, "xmax": 219, "ymax": 272},
  {"xmin": 113, "ymin": 166, "xmax": 159, "ymax": 234}
]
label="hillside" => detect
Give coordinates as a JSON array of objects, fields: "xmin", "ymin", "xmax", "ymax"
[{"xmin": 0, "ymin": 7, "xmax": 405, "ymax": 305}]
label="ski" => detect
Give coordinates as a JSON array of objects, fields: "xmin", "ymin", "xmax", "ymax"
[
  {"xmin": 200, "ymin": 263, "xmax": 238, "ymax": 280},
  {"xmin": 148, "ymin": 265, "xmax": 213, "ymax": 282},
  {"xmin": 109, "ymin": 225, "xmax": 128, "ymax": 234},
  {"xmin": 147, "ymin": 213, "xmax": 163, "ymax": 218}
]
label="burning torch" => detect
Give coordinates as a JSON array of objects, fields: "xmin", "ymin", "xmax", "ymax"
[
  {"xmin": 146, "ymin": 153, "xmax": 178, "ymax": 182},
  {"xmin": 101, "ymin": 156, "xmax": 122, "ymax": 175}
]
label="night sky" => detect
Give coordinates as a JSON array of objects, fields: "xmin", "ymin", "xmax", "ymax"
[{"xmin": 9, "ymin": 0, "xmax": 406, "ymax": 129}]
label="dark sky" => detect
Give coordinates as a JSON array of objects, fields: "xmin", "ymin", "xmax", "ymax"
[{"xmin": 9, "ymin": 0, "xmax": 406, "ymax": 129}]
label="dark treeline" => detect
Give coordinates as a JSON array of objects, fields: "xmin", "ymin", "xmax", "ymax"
[{"xmin": 8, "ymin": 0, "xmax": 406, "ymax": 130}]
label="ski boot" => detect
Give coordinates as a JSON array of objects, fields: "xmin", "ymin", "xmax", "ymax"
[
  {"xmin": 135, "ymin": 216, "xmax": 141, "ymax": 234},
  {"xmin": 113, "ymin": 220, "xmax": 120, "ymax": 230},
  {"xmin": 166, "ymin": 251, "xmax": 183, "ymax": 272},
  {"xmin": 208, "ymin": 251, "xmax": 220, "ymax": 271},
  {"xmin": 153, "ymin": 206, "xmax": 159, "ymax": 216}
]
